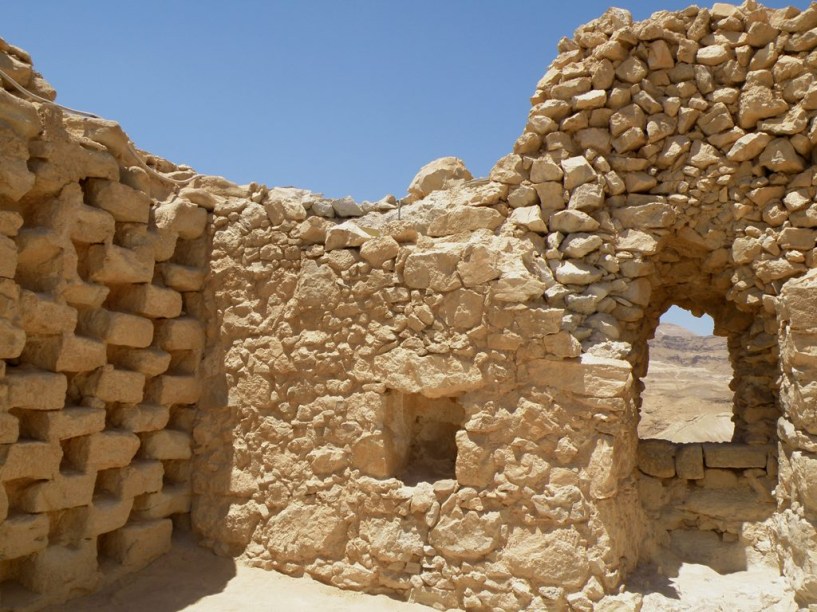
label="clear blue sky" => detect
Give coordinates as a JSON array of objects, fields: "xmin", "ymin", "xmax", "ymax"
[{"xmin": 4, "ymin": 1, "xmax": 804, "ymax": 335}]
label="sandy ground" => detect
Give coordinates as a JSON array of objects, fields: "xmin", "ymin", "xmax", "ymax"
[
  {"xmin": 624, "ymin": 562, "xmax": 797, "ymax": 611},
  {"xmin": 46, "ymin": 533, "xmax": 429, "ymax": 612},
  {"xmin": 45, "ymin": 533, "xmax": 799, "ymax": 612}
]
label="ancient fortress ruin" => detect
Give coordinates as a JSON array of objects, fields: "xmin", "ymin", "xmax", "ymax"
[{"xmin": 6, "ymin": 1, "xmax": 817, "ymax": 609}]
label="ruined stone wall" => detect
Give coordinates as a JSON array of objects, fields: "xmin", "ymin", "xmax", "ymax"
[
  {"xmin": 8, "ymin": 1, "xmax": 817, "ymax": 610},
  {"xmin": 0, "ymin": 39, "xmax": 212, "ymax": 610}
]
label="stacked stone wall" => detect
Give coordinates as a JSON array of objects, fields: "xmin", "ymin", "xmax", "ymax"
[{"xmin": 0, "ymin": 40, "xmax": 211, "ymax": 610}]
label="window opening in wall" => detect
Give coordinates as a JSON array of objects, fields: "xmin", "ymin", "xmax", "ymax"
[
  {"xmin": 638, "ymin": 307, "xmax": 733, "ymax": 443},
  {"xmin": 385, "ymin": 393, "xmax": 464, "ymax": 486}
]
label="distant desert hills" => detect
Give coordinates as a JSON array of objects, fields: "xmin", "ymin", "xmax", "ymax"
[{"xmin": 638, "ymin": 322, "xmax": 734, "ymax": 443}]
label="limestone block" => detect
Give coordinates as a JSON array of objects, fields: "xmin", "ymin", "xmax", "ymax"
[
  {"xmin": 157, "ymin": 263, "xmax": 206, "ymax": 292},
  {"xmin": 79, "ymin": 495, "xmax": 135, "ymax": 536},
  {"xmin": 6, "ymin": 266, "xmax": 61, "ymax": 315},
  {"xmin": 0, "ymin": 234, "xmax": 17, "ymax": 278},
  {"xmin": 429, "ymin": 511, "xmax": 501, "ymax": 561},
  {"xmin": 0, "ymin": 440, "xmax": 62, "ymax": 481},
  {"xmin": 17, "ymin": 471, "xmax": 96, "ymax": 512},
  {"xmin": 101, "ymin": 518, "xmax": 173, "ymax": 569},
  {"xmin": 790, "ymin": 451, "xmax": 817, "ymax": 514},
  {"xmin": 324, "ymin": 221, "xmax": 375, "ymax": 250},
  {"xmin": 373, "ymin": 348, "xmax": 484, "ymax": 398},
  {"xmin": 97, "ymin": 460, "xmax": 164, "ymax": 498},
  {"xmin": 549, "ymin": 210, "xmax": 599, "ymax": 233},
  {"xmin": 637, "ymin": 439, "xmax": 676, "ymax": 478},
  {"xmin": 21, "ymin": 333, "xmax": 107, "ymax": 372},
  {"xmin": 427, "ymin": 207, "xmax": 504, "ymax": 237},
  {"xmin": 82, "ymin": 365, "xmax": 145, "ymax": 404},
  {"xmin": 140, "ymin": 430, "xmax": 192, "ymax": 460},
  {"xmin": 406, "ymin": 157, "xmax": 472, "ymax": 202},
  {"xmin": 84, "ymin": 178, "xmax": 151, "ymax": 223},
  {"xmin": 510, "ymin": 205, "xmax": 547, "ymax": 232},
  {"xmin": 523, "ymin": 355, "xmax": 631, "ymax": 398},
  {"xmin": 613, "ymin": 202, "xmax": 676, "ymax": 228},
  {"xmin": 18, "ymin": 539, "xmax": 99, "ymax": 594},
  {"xmin": 64, "ymin": 431, "xmax": 141, "ymax": 471},
  {"xmin": 0, "ymin": 513, "xmax": 49, "ymax": 560},
  {"xmin": 153, "ymin": 198, "xmax": 208, "ymax": 239},
  {"xmin": 110, "ymin": 404, "xmax": 169, "ymax": 432},
  {"xmin": 263, "ymin": 502, "xmax": 346, "ymax": 561},
  {"xmin": 154, "ymin": 317, "xmax": 204, "ymax": 352},
  {"xmin": 0, "ymin": 88, "xmax": 42, "ymax": 139},
  {"xmin": 0, "ymin": 318, "xmax": 25, "ymax": 359},
  {"xmin": 71, "ymin": 203, "xmax": 116, "ymax": 244},
  {"xmin": 132, "ymin": 483, "xmax": 192, "ymax": 519},
  {"xmin": 759, "ymin": 138, "xmax": 805, "ymax": 173},
  {"xmin": 147, "ymin": 374, "xmax": 201, "ymax": 405},
  {"xmin": 702, "ymin": 443, "xmax": 768, "ymax": 469},
  {"xmin": 0, "ymin": 412, "xmax": 19, "ymax": 444},
  {"xmin": 24, "ymin": 406, "xmax": 105, "ymax": 442},
  {"xmin": 109, "ymin": 283, "xmax": 183, "ymax": 319},
  {"xmin": 87, "ymin": 243, "xmax": 154, "ymax": 284},
  {"xmin": 80, "ymin": 309, "xmax": 154, "ymax": 348},
  {"xmin": 107, "ymin": 346, "xmax": 171, "ymax": 377},
  {"xmin": 675, "ymin": 444, "xmax": 705, "ymax": 480},
  {"xmin": 359, "ymin": 236, "xmax": 400, "ymax": 267},
  {"xmin": 61, "ymin": 281, "xmax": 110, "ymax": 309},
  {"xmin": 6, "ymin": 368, "xmax": 67, "ymax": 409},
  {"xmin": 500, "ymin": 526, "xmax": 589, "ymax": 588},
  {"xmin": 779, "ymin": 227, "xmax": 816, "ymax": 250}
]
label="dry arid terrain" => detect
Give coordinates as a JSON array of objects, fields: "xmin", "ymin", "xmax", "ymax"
[{"xmin": 639, "ymin": 322, "xmax": 734, "ymax": 443}]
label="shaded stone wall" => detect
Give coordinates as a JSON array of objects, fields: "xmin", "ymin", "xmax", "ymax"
[{"xmin": 0, "ymin": 40, "xmax": 210, "ymax": 610}]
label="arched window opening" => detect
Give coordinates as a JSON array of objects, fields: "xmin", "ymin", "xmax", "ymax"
[{"xmin": 638, "ymin": 306, "xmax": 733, "ymax": 443}]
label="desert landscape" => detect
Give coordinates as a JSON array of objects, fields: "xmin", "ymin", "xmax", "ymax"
[{"xmin": 639, "ymin": 321, "xmax": 734, "ymax": 443}]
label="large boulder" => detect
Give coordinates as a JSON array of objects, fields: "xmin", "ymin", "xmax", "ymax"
[{"xmin": 405, "ymin": 156, "xmax": 472, "ymax": 203}]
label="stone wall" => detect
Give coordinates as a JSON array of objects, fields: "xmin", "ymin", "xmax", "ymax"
[
  {"xmin": 7, "ymin": 1, "xmax": 817, "ymax": 610},
  {"xmin": 0, "ymin": 39, "xmax": 210, "ymax": 610}
]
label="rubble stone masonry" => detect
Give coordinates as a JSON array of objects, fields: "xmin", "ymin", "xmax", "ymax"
[{"xmin": 5, "ymin": 1, "xmax": 817, "ymax": 609}]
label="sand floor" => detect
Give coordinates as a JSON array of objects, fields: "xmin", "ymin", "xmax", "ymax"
[{"xmin": 44, "ymin": 532, "xmax": 800, "ymax": 612}]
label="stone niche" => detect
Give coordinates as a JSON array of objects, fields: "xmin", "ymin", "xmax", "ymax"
[{"xmin": 383, "ymin": 392, "xmax": 465, "ymax": 485}]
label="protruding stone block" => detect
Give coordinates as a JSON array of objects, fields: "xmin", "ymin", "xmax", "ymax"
[
  {"xmin": 0, "ymin": 441, "xmax": 62, "ymax": 481},
  {"xmin": 109, "ymin": 283, "xmax": 183, "ymax": 319},
  {"xmin": 101, "ymin": 518, "xmax": 173, "ymax": 568},
  {"xmin": 97, "ymin": 460, "xmax": 164, "ymax": 498},
  {"xmin": 17, "ymin": 471, "xmax": 96, "ymax": 512},
  {"xmin": 153, "ymin": 198, "xmax": 208, "ymax": 239},
  {"xmin": 78, "ymin": 495, "xmax": 135, "ymax": 536},
  {"xmin": 64, "ymin": 431, "xmax": 141, "ymax": 471},
  {"xmin": 71, "ymin": 203, "xmax": 116, "ymax": 244},
  {"xmin": 0, "ymin": 318, "xmax": 25, "ymax": 359},
  {"xmin": 84, "ymin": 178, "xmax": 151, "ymax": 223},
  {"xmin": 82, "ymin": 365, "xmax": 145, "ymax": 404},
  {"xmin": 157, "ymin": 263, "xmax": 206, "ymax": 292},
  {"xmin": 0, "ymin": 412, "xmax": 18, "ymax": 444},
  {"xmin": 140, "ymin": 430, "xmax": 192, "ymax": 460},
  {"xmin": 87, "ymin": 243, "xmax": 154, "ymax": 284},
  {"xmin": 147, "ymin": 375, "xmax": 201, "ymax": 405},
  {"xmin": 18, "ymin": 539, "xmax": 99, "ymax": 594},
  {"xmin": 110, "ymin": 404, "xmax": 169, "ymax": 433},
  {"xmin": 21, "ymin": 333, "xmax": 107, "ymax": 372},
  {"xmin": 6, "ymin": 368, "xmax": 67, "ymax": 409},
  {"xmin": 133, "ymin": 483, "xmax": 192, "ymax": 519},
  {"xmin": 80, "ymin": 309, "xmax": 154, "ymax": 348},
  {"xmin": 23, "ymin": 406, "xmax": 106, "ymax": 441},
  {"xmin": 107, "ymin": 346, "xmax": 171, "ymax": 377},
  {"xmin": 0, "ymin": 513, "xmax": 49, "ymax": 559},
  {"xmin": 154, "ymin": 317, "xmax": 204, "ymax": 352}
]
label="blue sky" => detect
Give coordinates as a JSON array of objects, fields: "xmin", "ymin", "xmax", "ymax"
[{"xmin": 4, "ymin": 1, "xmax": 806, "ymax": 335}]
